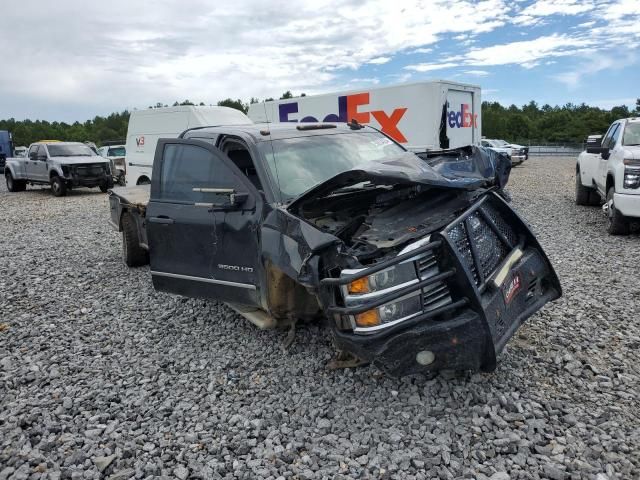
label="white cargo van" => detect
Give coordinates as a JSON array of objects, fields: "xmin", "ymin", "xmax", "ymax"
[
  {"xmin": 247, "ymin": 80, "xmax": 481, "ymax": 152},
  {"xmin": 125, "ymin": 106, "xmax": 252, "ymax": 185}
]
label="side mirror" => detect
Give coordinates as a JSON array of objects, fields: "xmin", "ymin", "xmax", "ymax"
[
  {"xmin": 29, "ymin": 153, "xmax": 37, "ymax": 160},
  {"xmin": 585, "ymin": 135, "xmax": 603, "ymax": 154},
  {"xmin": 601, "ymin": 149, "xmax": 611, "ymax": 160},
  {"xmin": 586, "ymin": 146, "xmax": 604, "ymax": 154}
]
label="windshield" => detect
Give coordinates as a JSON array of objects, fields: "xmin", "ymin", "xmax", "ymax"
[
  {"xmin": 108, "ymin": 146, "xmax": 126, "ymax": 157},
  {"xmin": 48, "ymin": 144, "xmax": 96, "ymax": 157},
  {"xmin": 493, "ymin": 140, "xmax": 509, "ymax": 146},
  {"xmin": 623, "ymin": 123, "xmax": 640, "ymax": 146},
  {"xmin": 261, "ymin": 132, "xmax": 405, "ymax": 201}
]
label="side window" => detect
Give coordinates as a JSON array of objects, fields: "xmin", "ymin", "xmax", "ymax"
[
  {"xmin": 609, "ymin": 123, "xmax": 622, "ymax": 148},
  {"xmin": 601, "ymin": 124, "xmax": 618, "ymax": 149},
  {"xmin": 28, "ymin": 145, "xmax": 39, "ymax": 159},
  {"xmin": 159, "ymin": 143, "xmax": 240, "ymax": 202},
  {"xmin": 220, "ymin": 140, "xmax": 263, "ymax": 190}
]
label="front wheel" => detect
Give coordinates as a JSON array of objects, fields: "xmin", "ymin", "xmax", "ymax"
[
  {"xmin": 50, "ymin": 176, "xmax": 67, "ymax": 197},
  {"xmin": 606, "ymin": 187, "xmax": 630, "ymax": 235},
  {"xmin": 100, "ymin": 185, "xmax": 109, "ymax": 193}
]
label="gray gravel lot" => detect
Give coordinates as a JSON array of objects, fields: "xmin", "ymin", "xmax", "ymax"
[{"xmin": 1, "ymin": 157, "xmax": 639, "ymax": 480}]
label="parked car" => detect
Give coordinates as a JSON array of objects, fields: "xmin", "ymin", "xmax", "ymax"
[
  {"xmin": 108, "ymin": 122, "xmax": 560, "ymax": 377},
  {"xmin": 125, "ymin": 106, "xmax": 252, "ymax": 186},
  {"xmin": 248, "ymin": 80, "xmax": 482, "ymax": 152},
  {"xmin": 576, "ymin": 118, "xmax": 640, "ymax": 234},
  {"xmin": 4, "ymin": 141, "xmax": 113, "ymax": 196},
  {"xmin": 13, "ymin": 146, "xmax": 27, "ymax": 157},
  {"xmin": 481, "ymin": 139, "xmax": 528, "ymax": 165},
  {"xmin": 494, "ymin": 139, "xmax": 529, "ymax": 162},
  {"xmin": 98, "ymin": 143, "xmax": 127, "ymax": 186}
]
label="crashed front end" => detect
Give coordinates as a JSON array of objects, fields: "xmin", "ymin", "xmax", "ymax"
[
  {"xmin": 320, "ymin": 192, "xmax": 559, "ymax": 376},
  {"xmin": 284, "ymin": 146, "xmax": 560, "ymax": 377}
]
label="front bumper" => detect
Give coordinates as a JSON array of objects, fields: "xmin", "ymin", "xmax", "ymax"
[
  {"xmin": 613, "ymin": 192, "xmax": 640, "ymax": 218},
  {"xmin": 510, "ymin": 154, "xmax": 526, "ymax": 164},
  {"xmin": 321, "ymin": 193, "xmax": 561, "ymax": 376}
]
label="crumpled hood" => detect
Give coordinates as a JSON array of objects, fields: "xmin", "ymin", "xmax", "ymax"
[{"xmin": 288, "ymin": 146, "xmax": 509, "ymax": 210}]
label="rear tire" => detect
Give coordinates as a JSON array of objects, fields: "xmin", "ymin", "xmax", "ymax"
[
  {"xmin": 575, "ymin": 171, "xmax": 592, "ymax": 205},
  {"xmin": 100, "ymin": 184, "xmax": 109, "ymax": 193},
  {"xmin": 606, "ymin": 187, "xmax": 630, "ymax": 235},
  {"xmin": 122, "ymin": 212, "xmax": 149, "ymax": 267},
  {"xmin": 5, "ymin": 172, "xmax": 26, "ymax": 192},
  {"xmin": 51, "ymin": 176, "xmax": 67, "ymax": 197}
]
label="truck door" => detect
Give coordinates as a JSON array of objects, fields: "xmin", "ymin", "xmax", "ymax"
[
  {"xmin": 597, "ymin": 123, "xmax": 620, "ymax": 193},
  {"xmin": 28, "ymin": 145, "xmax": 48, "ymax": 182},
  {"xmin": 445, "ymin": 89, "xmax": 476, "ymax": 148},
  {"xmin": 147, "ymin": 139, "xmax": 260, "ymax": 306}
]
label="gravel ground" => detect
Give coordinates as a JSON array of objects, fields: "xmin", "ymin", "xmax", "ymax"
[{"xmin": 1, "ymin": 157, "xmax": 639, "ymax": 480}]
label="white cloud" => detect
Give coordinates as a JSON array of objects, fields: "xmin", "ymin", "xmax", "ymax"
[
  {"xmin": 348, "ymin": 77, "xmax": 381, "ymax": 84},
  {"xmin": 0, "ymin": 0, "xmax": 513, "ymax": 120},
  {"xmin": 368, "ymin": 57, "xmax": 392, "ymax": 65},
  {"xmin": 464, "ymin": 70, "xmax": 490, "ymax": 76},
  {"xmin": 518, "ymin": 0, "xmax": 595, "ymax": 17},
  {"xmin": 407, "ymin": 47, "xmax": 434, "ymax": 54},
  {"xmin": 404, "ymin": 33, "xmax": 595, "ymax": 72},
  {"xmin": 404, "ymin": 62, "xmax": 460, "ymax": 72}
]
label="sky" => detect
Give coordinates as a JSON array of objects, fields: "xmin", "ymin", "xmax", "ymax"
[{"xmin": 1, "ymin": 0, "xmax": 639, "ymax": 122}]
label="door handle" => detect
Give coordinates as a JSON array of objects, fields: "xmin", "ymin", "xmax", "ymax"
[{"xmin": 149, "ymin": 216, "xmax": 174, "ymax": 224}]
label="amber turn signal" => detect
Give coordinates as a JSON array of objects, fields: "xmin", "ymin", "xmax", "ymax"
[
  {"xmin": 355, "ymin": 309, "xmax": 380, "ymax": 327},
  {"xmin": 348, "ymin": 277, "xmax": 370, "ymax": 294}
]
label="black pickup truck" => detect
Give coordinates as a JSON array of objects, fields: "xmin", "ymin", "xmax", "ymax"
[{"xmin": 108, "ymin": 122, "xmax": 560, "ymax": 377}]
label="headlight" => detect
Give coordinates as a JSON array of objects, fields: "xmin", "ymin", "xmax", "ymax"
[
  {"xmin": 624, "ymin": 169, "xmax": 640, "ymax": 189},
  {"xmin": 346, "ymin": 262, "xmax": 416, "ymax": 295},
  {"xmin": 354, "ymin": 293, "xmax": 422, "ymax": 328},
  {"xmin": 624, "ymin": 159, "xmax": 640, "ymax": 189}
]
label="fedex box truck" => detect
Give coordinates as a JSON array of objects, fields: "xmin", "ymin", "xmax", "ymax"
[
  {"xmin": 247, "ymin": 80, "xmax": 481, "ymax": 152},
  {"xmin": 125, "ymin": 106, "xmax": 252, "ymax": 186}
]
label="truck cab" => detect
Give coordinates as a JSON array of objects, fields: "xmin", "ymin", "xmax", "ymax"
[{"xmin": 576, "ymin": 118, "xmax": 640, "ymax": 234}]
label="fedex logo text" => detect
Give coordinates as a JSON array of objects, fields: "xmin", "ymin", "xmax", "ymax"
[
  {"xmin": 278, "ymin": 93, "xmax": 408, "ymax": 143},
  {"xmin": 448, "ymin": 103, "xmax": 478, "ymax": 129}
]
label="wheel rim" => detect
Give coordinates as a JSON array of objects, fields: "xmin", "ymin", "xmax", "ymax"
[
  {"xmin": 52, "ymin": 181, "xmax": 60, "ymax": 194},
  {"xmin": 607, "ymin": 191, "xmax": 615, "ymax": 221}
]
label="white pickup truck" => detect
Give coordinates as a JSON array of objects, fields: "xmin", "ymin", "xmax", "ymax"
[{"xmin": 576, "ymin": 117, "xmax": 640, "ymax": 234}]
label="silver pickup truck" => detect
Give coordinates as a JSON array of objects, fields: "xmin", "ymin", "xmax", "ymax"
[{"xmin": 4, "ymin": 141, "xmax": 113, "ymax": 197}]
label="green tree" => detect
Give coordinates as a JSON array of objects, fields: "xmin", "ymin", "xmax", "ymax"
[{"xmin": 217, "ymin": 98, "xmax": 248, "ymax": 113}]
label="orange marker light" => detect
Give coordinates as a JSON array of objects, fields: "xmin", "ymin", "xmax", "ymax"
[
  {"xmin": 355, "ymin": 310, "xmax": 380, "ymax": 328},
  {"xmin": 348, "ymin": 277, "xmax": 370, "ymax": 294}
]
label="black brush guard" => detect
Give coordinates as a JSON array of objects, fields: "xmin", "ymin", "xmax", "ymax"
[{"xmin": 321, "ymin": 192, "xmax": 561, "ymax": 377}]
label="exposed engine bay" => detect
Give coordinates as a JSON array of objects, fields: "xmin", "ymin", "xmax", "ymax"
[{"xmin": 297, "ymin": 184, "xmax": 484, "ymax": 262}]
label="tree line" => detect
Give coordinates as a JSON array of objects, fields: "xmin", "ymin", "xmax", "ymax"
[{"xmin": 1, "ymin": 94, "xmax": 638, "ymax": 148}]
